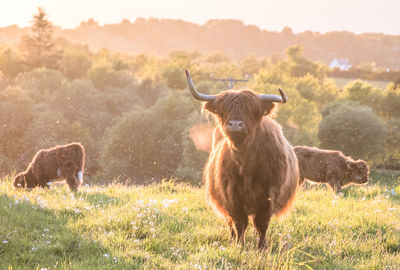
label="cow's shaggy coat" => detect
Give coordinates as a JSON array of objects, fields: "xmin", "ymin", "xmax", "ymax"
[
  {"xmin": 203, "ymin": 90, "xmax": 299, "ymax": 248},
  {"xmin": 13, "ymin": 142, "xmax": 85, "ymax": 191},
  {"xmin": 294, "ymin": 145, "xmax": 369, "ymax": 193}
]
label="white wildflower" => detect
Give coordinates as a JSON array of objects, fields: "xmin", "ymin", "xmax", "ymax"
[
  {"xmin": 2, "ymin": 240, "xmax": 8, "ymax": 244},
  {"xmin": 161, "ymin": 198, "xmax": 178, "ymax": 208},
  {"xmin": 194, "ymin": 263, "xmax": 202, "ymax": 270},
  {"xmin": 103, "ymin": 253, "xmax": 110, "ymax": 258},
  {"xmin": 136, "ymin": 200, "xmax": 145, "ymax": 206}
]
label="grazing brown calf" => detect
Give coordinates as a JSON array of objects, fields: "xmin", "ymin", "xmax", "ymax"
[
  {"xmin": 186, "ymin": 70, "xmax": 299, "ymax": 249},
  {"xmin": 293, "ymin": 145, "xmax": 369, "ymax": 193},
  {"xmin": 13, "ymin": 143, "xmax": 85, "ymax": 191}
]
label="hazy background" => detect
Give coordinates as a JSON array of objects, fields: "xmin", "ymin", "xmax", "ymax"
[{"xmin": 1, "ymin": 0, "xmax": 399, "ymax": 34}]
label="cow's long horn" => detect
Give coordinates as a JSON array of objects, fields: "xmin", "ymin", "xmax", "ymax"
[
  {"xmin": 258, "ymin": 88, "xmax": 288, "ymax": 103},
  {"xmin": 185, "ymin": 69, "xmax": 216, "ymax": 102}
]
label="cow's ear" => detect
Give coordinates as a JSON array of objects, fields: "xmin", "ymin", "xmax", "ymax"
[
  {"xmin": 263, "ymin": 102, "xmax": 276, "ymax": 116},
  {"xmin": 202, "ymin": 101, "xmax": 217, "ymax": 114},
  {"xmin": 356, "ymin": 160, "xmax": 367, "ymax": 169},
  {"xmin": 356, "ymin": 159, "xmax": 364, "ymax": 168},
  {"xmin": 345, "ymin": 159, "xmax": 353, "ymax": 170}
]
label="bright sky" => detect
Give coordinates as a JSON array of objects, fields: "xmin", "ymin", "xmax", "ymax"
[{"xmin": 0, "ymin": 0, "xmax": 399, "ymax": 35}]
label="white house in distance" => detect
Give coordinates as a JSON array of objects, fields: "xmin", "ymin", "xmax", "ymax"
[{"xmin": 329, "ymin": 58, "xmax": 352, "ymax": 71}]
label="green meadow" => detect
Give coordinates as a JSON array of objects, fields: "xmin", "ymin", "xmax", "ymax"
[{"xmin": 1, "ymin": 172, "xmax": 399, "ymax": 270}]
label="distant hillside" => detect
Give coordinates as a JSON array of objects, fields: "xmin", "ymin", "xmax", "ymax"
[{"xmin": 1, "ymin": 18, "xmax": 400, "ymax": 68}]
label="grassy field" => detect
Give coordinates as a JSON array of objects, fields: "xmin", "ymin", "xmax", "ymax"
[
  {"xmin": 1, "ymin": 172, "xmax": 400, "ymax": 270},
  {"xmin": 330, "ymin": 77, "xmax": 390, "ymax": 89}
]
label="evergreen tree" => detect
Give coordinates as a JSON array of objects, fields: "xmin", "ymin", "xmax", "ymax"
[{"xmin": 20, "ymin": 7, "xmax": 55, "ymax": 68}]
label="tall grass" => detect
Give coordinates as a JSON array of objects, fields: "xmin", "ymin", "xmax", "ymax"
[{"xmin": 1, "ymin": 173, "xmax": 399, "ymax": 269}]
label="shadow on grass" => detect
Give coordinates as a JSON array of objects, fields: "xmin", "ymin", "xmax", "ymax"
[{"xmin": 0, "ymin": 193, "xmax": 144, "ymax": 269}]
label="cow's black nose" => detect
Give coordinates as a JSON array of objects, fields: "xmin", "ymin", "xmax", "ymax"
[{"xmin": 227, "ymin": 120, "xmax": 244, "ymax": 132}]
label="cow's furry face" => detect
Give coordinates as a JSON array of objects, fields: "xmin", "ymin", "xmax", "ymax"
[
  {"xmin": 348, "ymin": 160, "xmax": 370, "ymax": 184},
  {"xmin": 203, "ymin": 90, "xmax": 275, "ymax": 145},
  {"xmin": 13, "ymin": 173, "xmax": 25, "ymax": 188}
]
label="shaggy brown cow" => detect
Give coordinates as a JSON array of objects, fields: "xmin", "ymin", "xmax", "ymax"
[
  {"xmin": 293, "ymin": 146, "xmax": 369, "ymax": 193},
  {"xmin": 185, "ymin": 70, "xmax": 299, "ymax": 249},
  {"xmin": 13, "ymin": 143, "xmax": 85, "ymax": 191}
]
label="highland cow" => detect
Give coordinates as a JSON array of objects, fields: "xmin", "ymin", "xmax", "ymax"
[
  {"xmin": 13, "ymin": 143, "xmax": 85, "ymax": 191},
  {"xmin": 293, "ymin": 146, "xmax": 369, "ymax": 193},
  {"xmin": 185, "ymin": 70, "xmax": 299, "ymax": 249}
]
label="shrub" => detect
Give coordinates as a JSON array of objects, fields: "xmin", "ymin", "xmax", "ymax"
[{"xmin": 319, "ymin": 100, "xmax": 387, "ymax": 162}]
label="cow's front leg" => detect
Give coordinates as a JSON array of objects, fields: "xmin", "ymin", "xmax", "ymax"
[
  {"xmin": 225, "ymin": 217, "xmax": 236, "ymax": 241},
  {"xmin": 232, "ymin": 211, "xmax": 248, "ymax": 245},
  {"xmin": 252, "ymin": 201, "xmax": 272, "ymax": 249},
  {"xmin": 65, "ymin": 174, "xmax": 79, "ymax": 192},
  {"xmin": 328, "ymin": 179, "xmax": 342, "ymax": 195}
]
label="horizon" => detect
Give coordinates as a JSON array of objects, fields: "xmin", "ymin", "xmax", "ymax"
[{"xmin": 1, "ymin": 0, "xmax": 399, "ymax": 35}]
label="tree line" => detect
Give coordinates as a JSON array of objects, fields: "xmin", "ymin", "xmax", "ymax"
[{"xmin": 1, "ymin": 15, "xmax": 400, "ymax": 70}]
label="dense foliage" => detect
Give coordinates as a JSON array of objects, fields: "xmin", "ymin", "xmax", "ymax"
[{"xmin": 1, "ymin": 10, "xmax": 399, "ymax": 182}]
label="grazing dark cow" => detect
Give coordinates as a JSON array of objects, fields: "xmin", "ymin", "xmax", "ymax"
[
  {"xmin": 13, "ymin": 143, "xmax": 85, "ymax": 191},
  {"xmin": 294, "ymin": 145, "xmax": 369, "ymax": 193},
  {"xmin": 185, "ymin": 70, "xmax": 299, "ymax": 249}
]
